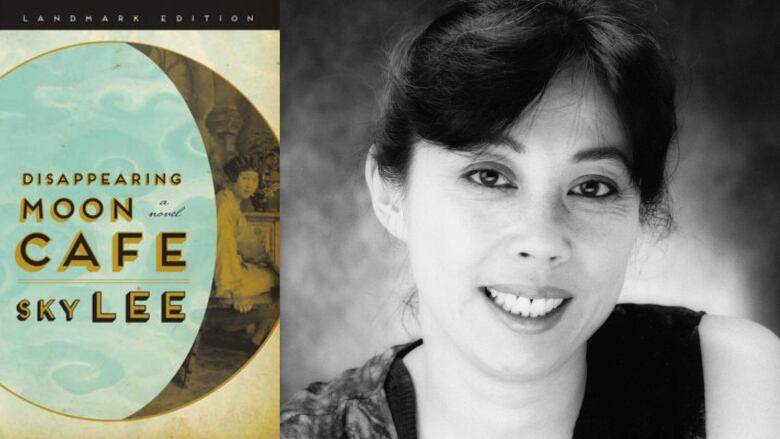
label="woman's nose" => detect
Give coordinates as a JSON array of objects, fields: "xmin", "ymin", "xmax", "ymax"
[{"xmin": 504, "ymin": 201, "xmax": 572, "ymax": 267}]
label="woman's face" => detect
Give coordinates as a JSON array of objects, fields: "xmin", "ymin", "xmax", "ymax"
[
  {"xmin": 400, "ymin": 71, "xmax": 640, "ymax": 377},
  {"xmin": 232, "ymin": 170, "xmax": 260, "ymax": 199},
  {"xmin": 266, "ymin": 153, "xmax": 280, "ymax": 170}
]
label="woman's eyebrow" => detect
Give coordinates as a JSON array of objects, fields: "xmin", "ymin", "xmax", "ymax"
[
  {"xmin": 496, "ymin": 136, "xmax": 525, "ymax": 153},
  {"xmin": 469, "ymin": 136, "xmax": 524, "ymax": 159},
  {"xmin": 572, "ymin": 145, "xmax": 632, "ymax": 170}
]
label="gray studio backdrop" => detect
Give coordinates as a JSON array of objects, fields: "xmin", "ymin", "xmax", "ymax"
[{"xmin": 281, "ymin": 0, "xmax": 780, "ymax": 400}]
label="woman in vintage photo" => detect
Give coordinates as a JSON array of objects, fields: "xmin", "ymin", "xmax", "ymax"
[
  {"xmin": 215, "ymin": 155, "xmax": 277, "ymax": 343},
  {"xmin": 281, "ymin": 0, "xmax": 780, "ymax": 437}
]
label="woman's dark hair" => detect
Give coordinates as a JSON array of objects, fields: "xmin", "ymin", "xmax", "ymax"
[
  {"xmin": 372, "ymin": 0, "xmax": 676, "ymax": 228},
  {"xmin": 223, "ymin": 154, "xmax": 261, "ymax": 182}
]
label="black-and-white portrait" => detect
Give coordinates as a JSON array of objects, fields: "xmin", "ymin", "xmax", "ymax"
[{"xmin": 281, "ymin": 0, "xmax": 780, "ymax": 437}]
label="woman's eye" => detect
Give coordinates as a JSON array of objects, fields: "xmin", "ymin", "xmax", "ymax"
[
  {"xmin": 466, "ymin": 169, "xmax": 513, "ymax": 188},
  {"xmin": 569, "ymin": 180, "xmax": 616, "ymax": 198}
]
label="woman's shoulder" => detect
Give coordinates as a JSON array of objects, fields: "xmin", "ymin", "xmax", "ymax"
[
  {"xmin": 699, "ymin": 313, "xmax": 779, "ymax": 359},
  {"xmin": 699, "ymin": 313, "xmax": 779, "ymax": 353},
  {"xmin": 216, "ymin": 188, "xmax": 236, "ymax": 206},
  {"xmin": 281, "ymin": 341, "xmax": 419, "ymax": 438},
  {"xmin": 698, "ymin": 314, "xmax": 780, "ymax": 437},
  {"xmin": 216, "ymin": 189, "xmax": 242, "ymax": 222}
]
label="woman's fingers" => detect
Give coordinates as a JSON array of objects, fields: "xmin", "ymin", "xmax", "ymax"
[{"xmin": 233, "ymin": 299, "xmax": 253, "ymax": 313}]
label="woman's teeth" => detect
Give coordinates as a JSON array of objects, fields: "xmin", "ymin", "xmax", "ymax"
[{"xmin": 486, "ymin": 287, "xmax": 564, "ymax": 318}]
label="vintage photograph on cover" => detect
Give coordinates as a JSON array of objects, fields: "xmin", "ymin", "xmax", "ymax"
[
  {"xmin": 129, "ymin": 43, "xmax": 280, "ymax": 417},
  {"xmin": 281, "ymin": 0, "xmax": 780, "ymax": 437}
]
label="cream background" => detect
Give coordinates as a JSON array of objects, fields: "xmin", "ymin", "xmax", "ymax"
[{"xmin": 0, "ymin": 31, "xmax": 279, "ymax": 438}]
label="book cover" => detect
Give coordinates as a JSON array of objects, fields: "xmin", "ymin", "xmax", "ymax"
[{"xmin": 0, "ymin": 1, "xmax": 279, "ymax": 437}]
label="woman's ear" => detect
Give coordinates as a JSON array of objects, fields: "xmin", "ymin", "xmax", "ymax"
[{"xmin": 365, "ymin": 146, "xmax": 406, "ymax": 241}]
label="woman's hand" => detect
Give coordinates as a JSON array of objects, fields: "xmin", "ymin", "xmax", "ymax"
[{"xmin": 232, "ymin": 294, "xmax": 254, "ymax": 313}]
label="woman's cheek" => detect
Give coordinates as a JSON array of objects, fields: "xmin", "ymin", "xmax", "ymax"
[
  {"xmin": 407, "ymin": 200, "xmax": 473, "ymax": 271},
  {"xmin": 567, "ymin": 195, "xmax": 640, "ymax": 238},
  {"xmin": 404, "ymin": 195, "xmax": 493, "ymax": 296},
  {"xmin": 571, "ymin": 217, "xmax": 638, "ymax": 303},
  {"xmin": 567, "ymin": 200, "xmax": 639, "ymax": 261}
]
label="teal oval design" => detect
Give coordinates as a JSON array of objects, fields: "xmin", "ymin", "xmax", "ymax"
[{"xmin": 0, "ymin": 42, "xmax": 216, "ymax": 420}]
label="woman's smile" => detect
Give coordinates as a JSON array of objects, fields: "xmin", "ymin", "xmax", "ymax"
[{"xmin": 482, "ymin": 286, "xmax": 574, "ymax": 333}]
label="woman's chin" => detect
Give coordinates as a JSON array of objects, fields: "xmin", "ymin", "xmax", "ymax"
[
  {"xmin": 462, "ymin": 294, "xmax": 586, "ymax": 376},
  {"xmin": 468, "ymin": 335, "xmax": 577, "ymax": 379}
]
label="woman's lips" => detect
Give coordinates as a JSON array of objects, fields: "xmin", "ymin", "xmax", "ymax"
[{"xmin": 485, "ymin": 284, "xmax": 573, "ymax": 300}]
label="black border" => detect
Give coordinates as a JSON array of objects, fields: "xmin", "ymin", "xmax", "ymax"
[{"xmin": 0, "ymin": 0, "xmax": 279, "ymax": 30}]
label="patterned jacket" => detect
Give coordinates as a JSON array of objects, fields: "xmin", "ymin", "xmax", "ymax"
[{"xmin": 281, "ymin": 343, "xmax": 406, "ymax": 438}]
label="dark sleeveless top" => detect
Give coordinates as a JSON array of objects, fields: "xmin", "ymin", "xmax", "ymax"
[{"xmin": 282, "ymin": 304, "xmax": 706, "ymax": 438}]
